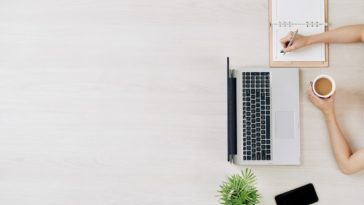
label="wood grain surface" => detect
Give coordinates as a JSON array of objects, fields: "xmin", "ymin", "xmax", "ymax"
[{"xmin": 0, "ymin": 0, "xmax": 363, "ymax": 204}]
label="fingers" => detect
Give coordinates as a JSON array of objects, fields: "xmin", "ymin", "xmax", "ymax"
[
  {"xmin": 307, "ymin": 87, "xmax": 316, "ymax": 103},
  {"xmin": 283, "ymin": 44, "xmax": 297, "ymax": 52},
  {"xmin": 307, "ymin": 83, "xmax": 321, "ymax": 102},
  {"xmin": 306, "ymin": 83, "xmax": 335, "ymax": 102},
  {"xmin": 280, "ymin": 32, "xmax": 293, "ymax": 48}
]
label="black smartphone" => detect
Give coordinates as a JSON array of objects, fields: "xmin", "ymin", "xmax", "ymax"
[{"xmin": 275, "ymin": 183, "xmax": 319, "ymax": 205}]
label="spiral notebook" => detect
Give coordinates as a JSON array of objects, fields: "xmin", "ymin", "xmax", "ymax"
[{"xmin": 269, "ymin": 0, "xmax": 329, "ymax": 67}]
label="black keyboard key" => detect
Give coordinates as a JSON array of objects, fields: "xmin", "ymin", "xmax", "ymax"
[
  {"xmin": 242, "ymin": 72, "xmax": 271, "ymax": 161},
  {"xmin": 266, "ymin": 115, "xmax": 270, "ymax": 139}
]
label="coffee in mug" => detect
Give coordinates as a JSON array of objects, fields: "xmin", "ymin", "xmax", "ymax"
[{"xmin": 312, "ymin": 75, "xmax": 336, "ymax": 98}]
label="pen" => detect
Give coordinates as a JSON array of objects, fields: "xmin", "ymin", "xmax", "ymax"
[{"xmin": 280, "ymin": 29, "xmax": 298, "ymax": 54}]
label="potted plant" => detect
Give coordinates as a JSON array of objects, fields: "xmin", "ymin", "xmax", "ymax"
[{"xmin": 218, "ymin": 168, "xmax": 261, "ymax": 205}]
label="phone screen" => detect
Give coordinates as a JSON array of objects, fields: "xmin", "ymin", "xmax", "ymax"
[{"xmin": 275, "ymin": 183, "xmax": 319, "ymax": 205}]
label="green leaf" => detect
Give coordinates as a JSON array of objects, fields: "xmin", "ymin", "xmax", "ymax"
[{"xmin": 217, "ymin": 168, "xmax": 260, "ymax": 205}]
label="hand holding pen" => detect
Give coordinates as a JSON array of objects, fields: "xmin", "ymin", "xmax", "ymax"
[{"xmin": 280, "ymin": 30, "xmax": 309, "ymax": 53}]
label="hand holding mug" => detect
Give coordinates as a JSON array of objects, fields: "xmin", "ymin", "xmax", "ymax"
[{"xmin": 308, "ymin": 75, "xmax": 336, "ymax": 117}]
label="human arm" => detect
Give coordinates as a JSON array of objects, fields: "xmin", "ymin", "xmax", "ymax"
[
  {"xmin": 281, "ymin": 24, "xmax": 364, "ymax": 52},
  {"xmin": 308, "ymin": 88, "xmax": 364, "ymax": 175}
]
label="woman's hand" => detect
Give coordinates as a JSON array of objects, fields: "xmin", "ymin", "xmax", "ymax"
[
  {"xmin": 280, "ymin": 32, "xmax": 310, "ymax": 52},
  {"xmin": 307, "ymin": 84, "xmax": 336, "ymax": 117}
]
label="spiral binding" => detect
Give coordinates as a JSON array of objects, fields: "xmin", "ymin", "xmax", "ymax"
[{"xmin": 271, "ymin": 21, "xmax": 328, "ymax": 27}]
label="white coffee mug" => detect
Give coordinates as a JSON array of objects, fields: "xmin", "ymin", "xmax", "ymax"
[{"xmin": 312, "ymin": 75, "xmax": 336, "ymax": 98}]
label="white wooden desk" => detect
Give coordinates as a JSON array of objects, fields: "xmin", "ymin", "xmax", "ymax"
[{"xmin": 0, "ymin": 0, "xmax": 363, "ymax": 204}]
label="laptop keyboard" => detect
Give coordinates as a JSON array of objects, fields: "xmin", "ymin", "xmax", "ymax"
[{"xmin": 242, "ymin": 72, "xmax": 271, "ymax": 161}]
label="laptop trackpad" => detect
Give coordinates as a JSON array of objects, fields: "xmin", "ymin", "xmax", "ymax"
[{"xmin": 275, "ymin": 111, "xmax": 295, "ymax": 139}]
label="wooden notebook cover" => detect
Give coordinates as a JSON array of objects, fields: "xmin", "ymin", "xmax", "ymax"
[{"xmin": 269, "ymin": 0, "xmax": 329, "ymax": 68}]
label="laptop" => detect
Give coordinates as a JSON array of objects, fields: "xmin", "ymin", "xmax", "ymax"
[{"xmin": 227, "ymin": 57, "xmax": 300, "ymax": 165}]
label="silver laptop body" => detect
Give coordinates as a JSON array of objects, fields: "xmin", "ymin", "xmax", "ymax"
[{"xmin": 233, "ymin": 68, "xmax": 300, "ymax": 165}]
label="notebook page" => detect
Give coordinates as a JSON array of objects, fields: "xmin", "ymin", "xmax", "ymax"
[{"xmin": 272, "ymin": 0, "xmax": 325, "ymax": 61}]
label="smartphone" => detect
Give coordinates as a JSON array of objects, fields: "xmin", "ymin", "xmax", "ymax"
[{"xmin": 275, "ymin": 183, "xmax": 319, "ymax": 205}]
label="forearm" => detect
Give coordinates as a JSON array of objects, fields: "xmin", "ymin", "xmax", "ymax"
[
  {"xmin": 324, "ymin": 112, "xmax": 354, "ymax": 173},
  {"xmin": 307, "ymin": 24, "xmax": 364, "ymax": 45}
]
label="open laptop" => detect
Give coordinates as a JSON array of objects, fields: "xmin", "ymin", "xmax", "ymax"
[{"xmin": 227, "ymin": 57, "xmax": 300, "ymax": 165}]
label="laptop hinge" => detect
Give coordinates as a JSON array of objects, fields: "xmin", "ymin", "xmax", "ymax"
[{"xmin": 227, "ymin": 57, "xmax": 237, "ymax": 163}]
